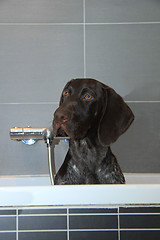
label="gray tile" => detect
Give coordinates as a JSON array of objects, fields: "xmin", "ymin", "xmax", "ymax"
[
  {"xmin": 0, "ymin": 25, "xmax": 83, "ymax": 103},
  {"xmin": 70, "ymin": 231, "xmax": 118, "ymax": 240},
  {"xmin": 0, "ymin": 233, "xmax": 16, "ymax": 240},
  {"xmin": 121, "ymin": 231, "xmax": 160, "ymax": 240},
  {"xmin": 19, "ymin": 232, "xmax": 67, "ymax": 240},
  {"xmin": 112, "ymin": 102, "xmax": 160, "ymax": 173},
  {"xmin": 120, "ymin": 215, "xmax": 160, "ymax": 228},
  {"xmin": 0, "ymin": 217, "xmax": 16, "ymax": 230},
  {"xmin": 0, "ymin": 103, "xmax": 67, "ymax": 175},
  {"xmin": 69, "ymin": 208, "xmax": 117, "ymax": 214},
  {"xmin": 0, "ymin": 0, "xmax": 83, "ymax": 23},
  {"xmin": 70, "ymin": 215, "xmax": 118, "ymax": 229},
  {"xmin": 86, "ymin": 24, "xmax": 160, "ymax": 100},
  {"xmin": 0, "ymin": 210, "xmax": 16, "ymax": 215},
  {"xmin": 19, "ymin": 208, "xmax": 67, "ymax": 215},
  {"xmin": 120, "ymin": 207, "xmax": 160, "ymax": 214},
  {"xmin": 19, "ymin": 216, "xmax": 67, "ymax": 230},
  {"xmin": 86, "ymin": 0, "xmax": 160, "ymax": 23}
]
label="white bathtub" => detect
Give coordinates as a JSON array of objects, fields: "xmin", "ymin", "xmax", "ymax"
[{"xmin": 0, "ymin": 174, "xmax": 160, "ymax": 207}]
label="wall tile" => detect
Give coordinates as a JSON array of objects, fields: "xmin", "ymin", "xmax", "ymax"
[
  {"xmin": 19, "ymin": 208, "xmax": 67, "ymax": 215},
  {"xmin": 19, "ymin": 216, "xmax": 67, "ymax": 230},
  {"xmin": 86, "ymin": 0, "xmax": 160, "ymax": 23},
  {"xmin": 0, "ymin": 0, "xmax": 83, "ymax": 23},
  {"xmin": 0, "ymin": 25, "xmax": 83, "ymax": 103},
  {"xmin": 70, "ymin": 231, "xmax": 118, "ymax": 240},
  {"xmin": 70, "ymin": 215, "xmax": 118, "ymax": 229},
  {"xmin": 120, "ymin": 207, "xmax": 160, "ymax": 214},
  {"xmin": 19, "ymin": 231, "xmax": 67, "ymax": 240},
  {"xmin": 0, "ymin": 210, "xmax": 16, "ymax": 215},
  {"xmin": 0, "ymin": 233, "xmax": 16, "ymax": 240},
  {"xmin": 121, "ymin": 230, "xmax": 160, "ymax": 240},
  {"xmin": 0, "ymin": 217, "xmax": 16, "ymax": 231},
  {"xmin": 112, "ymin": 102, "xmax": 160, "ymax": 173},
  {"xmin": 69, "ymin": 208, "xmax": 117, "ymax": 214},
  {"xmin": 86, "ymin": 24, "xmax": 160, "ymax": 100},
  {"xmin": 120, "ymin": 215, "xmax": 160, "ymax": 229}
]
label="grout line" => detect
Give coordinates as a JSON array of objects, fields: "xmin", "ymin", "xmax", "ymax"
[
  {"xmin": 0, "ymin": 101, "xmax": 159, "ymax": 105},
  {"xmin": 1, "ymin": 212, "xmax": 160, "ymax": 217},
  {"xmin": 0, "ymin": 22, "xmax": 160, "ymax": 26},
  {"xmin": 1, "ymin": 228, "xmax": 160, "ymax": 233},
  {"xmin": 118, "ymin": 207, "xmax": 121, "ymax": 240},
  {"xmin": 83, "ymin": 0, "xmax": 86, "ymax": 78},
  {"xmin": 67, "ymin": 208, "xmax": 70, "ymax": 240},
  {"xmin": 120, "ymin": 228, "xmax": 160, "ymax": 231},
  {"xmin": 68, "ymin": 213, "xmax": 118, "ymax": 216},
  {"xmin": 18, "ymin": 214, "xmax": 67, "ymax": 217},
  {"xmin": 68, "ymin": 229, "xmax": 118, "ymax": 232},
  {"xmin": 0, "ymin": 23, "xmax": 83, "ymax": 26},
  {"xmin": 119, "ymin": 213, "xmax": 160, "ymax": 216},
  {"xmin": 85, "ymin": 22, "xmax": 160, "ymax": 25},
  {"xmin": 125, "ymin": 101, "xmax": 160, "ymax": 103},
  {"xmin": 16, "ymin": 209, "xmax": 18, "ymax": 240},
  {"xmin": 0, "ymin": 102, "xmax": 59, "ymax": 105},
  {"xmin": 16, "ymin": 229, "xmax": 68, "ymax": 232},
  {"xmin": 0, "ymin": 174, "xmax": 50, "ymax": 178}
]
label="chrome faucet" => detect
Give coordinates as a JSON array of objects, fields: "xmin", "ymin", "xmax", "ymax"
[{"xmin": 9, "ymin": 127, "xmax": 70, "ymax": 185}]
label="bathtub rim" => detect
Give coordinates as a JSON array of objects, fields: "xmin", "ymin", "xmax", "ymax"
[{"xmin": 0, "ymin": 184, "xmax": 160, "ymax": 207}]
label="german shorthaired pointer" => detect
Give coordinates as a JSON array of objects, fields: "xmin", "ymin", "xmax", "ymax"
[{"xmin": 53, "ymin": 78, "xmax": 134, "ymax": 184}]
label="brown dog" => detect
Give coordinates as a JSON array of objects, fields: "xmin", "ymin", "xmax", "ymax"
[{"xmin": 53, "ymin": 78, "xmax": 134, "ymax": 184}]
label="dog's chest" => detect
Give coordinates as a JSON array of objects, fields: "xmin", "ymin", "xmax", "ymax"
[{"xmin": 69, "ymin": 139, "xmax": 106, "ymax": 171}]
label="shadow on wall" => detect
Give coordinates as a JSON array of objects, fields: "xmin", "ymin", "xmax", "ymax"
[
  {"xmin": 113, "ymin": 81, "xmax": 160, "ymax": 173},
  {"xmin": 125, "ymin": 81, "xmax": 160, "ymax": 101}
]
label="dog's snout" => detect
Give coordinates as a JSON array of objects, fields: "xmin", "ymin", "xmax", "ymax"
[{"xmin": 54, "ymin": 110, "xmax": 69, "ymax": 124}]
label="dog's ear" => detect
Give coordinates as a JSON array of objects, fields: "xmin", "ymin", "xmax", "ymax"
[
  {"xmin": 98, "ymin": 86, "xmax": 134, "ymax": 146},
  {"xmin": 59, "ymin": 93, "xmax": 64, "ymax": 105}
]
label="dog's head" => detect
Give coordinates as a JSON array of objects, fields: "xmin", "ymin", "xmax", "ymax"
[{"xmin": 53, "ymin": 78, "xmax": 134, "ymax": 146}]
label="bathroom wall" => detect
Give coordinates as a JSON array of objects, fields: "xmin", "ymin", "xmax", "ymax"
[{"xmin": 0, "ymin": 0, "xmax": 160, "ymax": 176}]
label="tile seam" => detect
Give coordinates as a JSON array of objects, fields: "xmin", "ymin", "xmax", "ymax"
[
  {"xmin": 83, "ymin": 0, "xmax": 86, "ymax": 78},
  {"xmin": 0, "ymin": 101, "xmax": 160, "ymax": 105},
  {"xmin": 0, "ymin": 22, "xmax": 160, "ymax": 26},
  {"xmin": 16, "ymin": 209, "xmax": 18, "ymax": 240},
  {"xmin": 118, "ymin": 207, "xmax": 121, "ymax": 240},
  {"xmin": 67, "ymin": 208, "xmax": 70, "ymax": 240}
]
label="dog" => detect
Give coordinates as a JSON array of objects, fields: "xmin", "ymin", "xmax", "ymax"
[{"xmin": 53, "ymin": 78, "xmax": 134, "ymax": 184}]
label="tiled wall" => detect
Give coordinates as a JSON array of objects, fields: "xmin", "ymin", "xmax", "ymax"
[
  {"xmin": 0, "ymin": 206, "xmax": 160, "ymax": 240},
  {"xmin": 0, "ymin": 0, "xmax": 160, "ymax": 176}
]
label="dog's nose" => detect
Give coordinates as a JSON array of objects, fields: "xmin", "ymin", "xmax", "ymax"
[{"xmin": 54, "ymin": 110, "xmax": 69, "ymax": 124}]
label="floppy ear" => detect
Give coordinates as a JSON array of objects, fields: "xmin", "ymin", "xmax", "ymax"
[{"xmin": 98, "ymin": 86, "xmax": 134, "ymax": 146}]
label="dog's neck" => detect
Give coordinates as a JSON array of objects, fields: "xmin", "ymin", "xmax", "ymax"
[{"xmin": 69, "ymin": 135, "xmax": 109, "ymax": 163}]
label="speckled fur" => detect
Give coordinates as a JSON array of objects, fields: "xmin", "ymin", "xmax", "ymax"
[{"xmin": 53, "ymin": 79, "xmax": 134, "ymax": 184}]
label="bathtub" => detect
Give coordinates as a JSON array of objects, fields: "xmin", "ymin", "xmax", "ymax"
[
  {"xmin": 0, "ymin": 174, "xmax": 160, "ymax": 240},
  {"xmin": 0, "ymin": 173, "xmax": 160, "ymax": 207},
  {"xmin": 7, "ymin": 130, "xmax": 160, "ymax": 207}
]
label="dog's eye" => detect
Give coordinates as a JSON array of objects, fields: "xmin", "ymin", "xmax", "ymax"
[
  {"xmin": 83, "ymin": 93, "xmax": 93, "ymax": 101},
  {"xmin": 63, "ymin": 90, "xmax": 69, "ymax": 97}
]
